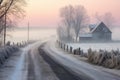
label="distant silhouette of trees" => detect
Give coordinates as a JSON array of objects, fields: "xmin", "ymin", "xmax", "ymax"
[
  {"xmin": 57, "ymin": 5, "xmax": 89, "ymax": 42},
  {"xmin": 59, "ymin": 5, "xmax": 74, "ymax": 41}
]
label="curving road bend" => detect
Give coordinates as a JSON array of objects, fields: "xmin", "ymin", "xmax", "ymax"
[
  {"xmin": 0, "ymin": 41, "xmax": 120, "ymax": 80},
  {"xmin": 27, "ymin": 42, "xmax": 85, "ymax": 80}
]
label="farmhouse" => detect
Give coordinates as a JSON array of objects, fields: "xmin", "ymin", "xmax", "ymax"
[{"xmin": 79, "ymin": 22, "xmax": 112, "ymax": 42}]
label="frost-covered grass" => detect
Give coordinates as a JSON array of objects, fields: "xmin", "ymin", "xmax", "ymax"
[
  {"xmin": 59, "ymin": 42, "xmax": 120, "ymax": 69},
  {"xmin": 0, "ymin": 46, "xmax": 19, "ymax": 65},
  {"xmin": 87, "ymin": 49, "xmax": 120, "ymax": 69}
]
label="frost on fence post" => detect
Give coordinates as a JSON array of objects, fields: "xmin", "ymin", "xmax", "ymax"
[
  {"xmin": 64, "ymin": 44, "xmax": 66, "ymax": 51},
  {"xmin": 74, "ymin": 50, "xmax": 76, "ymax": 55},
  {"xmin": 60, "ymin": 42, "xmax": 62, "ymax": 48},
  {"xmin": 67, "ymin": 45, "xmax": 68, "ymax": 51},
  {"xmin": 70, "ymin": 47, "xmax": 72, "ymax": 53}
]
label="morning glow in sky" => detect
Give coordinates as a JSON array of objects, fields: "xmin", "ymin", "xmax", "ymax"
[{"xmin": 19, "ymin": 0, "xmax": 120, "ymax": 27}]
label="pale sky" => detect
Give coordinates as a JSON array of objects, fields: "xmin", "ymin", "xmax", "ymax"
[{"xmin": 18, "ymin": 0, "xmax": 120, "ymax": 27}]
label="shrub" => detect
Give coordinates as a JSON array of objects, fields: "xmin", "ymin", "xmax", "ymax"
[{"xmin": 87, "ymin": 49, "xmax": 120, "ymax": 69}]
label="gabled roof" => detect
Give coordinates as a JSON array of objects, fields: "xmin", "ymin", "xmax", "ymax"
[
  {"xmin": 89, "ymin": 24, "xmax": 96, "ymax": 31},
  {"xmin": 90, "ymin": 22, "xmax": 112, "ymax": 33}
]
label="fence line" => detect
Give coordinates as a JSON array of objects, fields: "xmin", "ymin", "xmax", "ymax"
[{"xmin": 56, "ymin": 40, "xmax": 120, "ymax": 69}]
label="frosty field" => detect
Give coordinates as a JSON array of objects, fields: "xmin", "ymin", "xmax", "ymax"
[
  {"xmin": 7, "ymin": 27, "xmax": 120, "ymax": 52},
  {"xmin": 67, "ymin": 42, "xmax": 120, "ymax": 52}
]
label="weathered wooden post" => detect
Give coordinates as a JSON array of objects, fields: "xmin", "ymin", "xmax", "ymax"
[
  {"xmin": 67, "ymin": 45, "xmax": 68, "ymax": 52},
  {"xmin": 78, "ymin": 48, "xmax": 81, "ymax": 55},
  {"xmin": 70, "ymin": 47, "xmax": 72, "ymax": 53},
  {"xmin": 74, "ymin": 49, "xmax": 76, "ymax": 55},
  {"xmin": 64, "ymin": 44, "xmax": 66, "ymax": 51}
]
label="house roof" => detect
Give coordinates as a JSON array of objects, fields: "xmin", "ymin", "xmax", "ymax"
[
  {"xmin": 90, "ymin": 22, "xmax": 112, "ymax": 33},
  {"xmin": 89, "ymin": 24, "xmax": 96, "ymax": 29},
  {"xmin": 79, "ymin": 22, "xmax": 112, "ymax": 38}
]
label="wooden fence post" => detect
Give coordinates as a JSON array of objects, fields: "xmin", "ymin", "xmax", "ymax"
[
  {"xmin": 70, "ymin": 47, "xmax": 72, "ymax": 53},
  {"xmin": 74, "ymin": 50, "xmax": 76, "ymax": 55},
  {"xmin": 67, "ymin": 45, "xmax": 68, "ymax": 51},
  {"xmin": 64, "ymin": 44, "xmax": 65, "ymax": 50},
  {"xmin": 79, "ymin": 48, "xmax": 81, "ymax": 55}
]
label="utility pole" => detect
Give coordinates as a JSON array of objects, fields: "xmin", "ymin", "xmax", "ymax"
[
  {"xmin": 3, "ymin": 5, "xmax": 7, "ymax": 46},
  {"xmin": 27, "ymin": 21, "xmax": 29, "ymax": 43}
]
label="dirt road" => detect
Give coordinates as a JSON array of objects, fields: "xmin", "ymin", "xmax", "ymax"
[
  {"xmin": 27, "ymin": 43, "xmax": 85, "ymax": 80},
  {"xmin": 1, "ymin": 41, "xmax": 119, "ymax": 80}
]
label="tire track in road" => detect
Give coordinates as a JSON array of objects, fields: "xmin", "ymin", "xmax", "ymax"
[
  {"xmin": 38, "ymin": 47, "xmax": 83, "ymax": 80},
  {"xmin": 27, "ymin": 50, "xmax": 36, "ymax": 80},
  {"xmin": 27, "ymin": 44, "xmax": 59, "ymax": 80}
]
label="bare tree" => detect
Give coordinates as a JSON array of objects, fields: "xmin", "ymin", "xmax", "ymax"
[
  {"xmin": 73, "ymin": 5, "xmax": 89, "ymax": 41},
  {"xmin": 0, "ymin": 0, "xmax": 26, "ymax": 18},
  {"xmin": 0, "ymin": 18, "xmax": 4, "ymax": 33},
  {"xmin": 58, "ymin": 5, "xmax": 89, "ymax": 42},
  {"xmin": 60, "ymin": 5, "xmax": 74, "ymax": 41},
  {"xmin": 0, "ymin": 0, "xmax": 26, "ymax": 45},
  {"xmin": 0, "ymin": 0, "xmax": 14, "ymax": 19},
  {"xmin": 0, "ymin": 0, "xmax": 26, "ymax": 25}
]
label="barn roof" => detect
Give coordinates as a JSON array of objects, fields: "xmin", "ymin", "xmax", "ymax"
[
  {"xmin": 89, "ymin": 24, "xmax": 96, "ymax": 30},
  {"xmin": 90, "ymin": 22, "xmax": 112, "ymax": 33}
]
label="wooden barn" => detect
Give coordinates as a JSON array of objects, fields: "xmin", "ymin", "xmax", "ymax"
[{"xmin": 79, "ymin": 22, "xmax": 112, "ymax": 42}]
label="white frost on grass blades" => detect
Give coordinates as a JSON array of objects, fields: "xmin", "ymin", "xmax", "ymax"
[
  {"xmin": 44, "ymin": 40, "xmax": 120, "ymax": 80},
  {"xmin": 67, "ymin": 43, "xmax": 120, "ymax": 52},
  {"xmin": 0, "ymin": 49, "xmax": 27, "ymax": 80}
]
